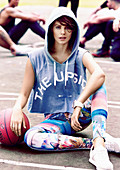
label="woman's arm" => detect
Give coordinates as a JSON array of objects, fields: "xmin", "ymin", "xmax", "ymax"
[
  {"xmin": 71, "ymin": 52, "xmax": 105, "ymax": 131},
  {"xmin": 77, "ymin": 52, "xmax": 105, "ymax": 103},
  {"xmin": 10, "ymin": 58, "xmax": 35, "ymax": 136}
]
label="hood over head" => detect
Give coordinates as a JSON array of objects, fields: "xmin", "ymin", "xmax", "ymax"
[{"xmin": 45, "ymin": 7, "xmax": 80, "ymax": 57}]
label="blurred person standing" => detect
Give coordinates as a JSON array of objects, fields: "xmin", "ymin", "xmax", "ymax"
[{"xmin": 59, "ymin": 0, "xmax": 80, "ymax": 17}]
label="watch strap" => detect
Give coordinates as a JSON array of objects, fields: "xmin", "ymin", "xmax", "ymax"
[{"xmin": 72, "ymin": 100, "xmax": 84, "ymax": 109}]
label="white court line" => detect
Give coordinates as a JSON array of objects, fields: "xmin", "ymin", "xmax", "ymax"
[
  {"xmin": 1, "ymin": 98, "xmax": 120, "ymax": 109},
  {"xmin": 108, "ymin": 101, "xmax": 120, "ymax": 109},
  {"xmin": 108, "ymin": 101, "xmax": 120, "ymax": 105},
  {"xmin": 95, "ymin": 59, "xmax": 120, "ymax": 65},
  {"xmin": 0, "ymin": 92, "xmax": 120, "ymax": 109},
  {"xmin": 0, "ymin": 92, "xmax": 19, "ymax": 96},
  {"xmin": 108, "ymin": 105, "xmax": 120, "ymax": 109},
  {"xmin": 0, "ymin": 159, "xmax": 92, "ymax": 170},
  {"xmin": 0, "ymin": 98, "xmax": 17, "ymax": 101}
]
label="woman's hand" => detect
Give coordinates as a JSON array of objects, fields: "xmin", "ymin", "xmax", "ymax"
[
  {"xmin": 71, "ymin": 107, "xmax": 82, "ymax": 131},
  {"xmin": 10, "ymin": 107, "xmax": 26, "ymax": 136}
]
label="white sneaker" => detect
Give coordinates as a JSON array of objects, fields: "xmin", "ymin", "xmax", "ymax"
[
  {"xmin": 89, "ymin": 146, "xmax": 113, "ymax": 170},
  {"xmin": 105, "ymin": 133, "xmax": 120, "ymax": 153},
  {"xmin": 10, "ymin": 44, "xmax": 36, "ymax": 56},
  {"xmin": 15, "ymin": 46, "xmax": 35, "ymax": 56}
]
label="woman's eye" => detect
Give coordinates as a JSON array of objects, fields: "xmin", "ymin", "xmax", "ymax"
[
  {"xmin": 56, "ymin": 26, "xmax": 61, "ymax": 29},
  {"xmin": 65, "ymin": 27, "xmax": 72, "ymax": 32}
]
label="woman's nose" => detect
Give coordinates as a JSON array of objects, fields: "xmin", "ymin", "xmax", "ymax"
[{"xmin": 61, "ymin": 27, "xmax": 65, "ymax": 34}]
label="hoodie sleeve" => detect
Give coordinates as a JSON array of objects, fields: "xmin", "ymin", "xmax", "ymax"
[
  {"xmin": 77, "ymin": 47, "xmax": 88, "ymax": 62},
  {"xmin": 27, "ymin": 51, "xmax": 37, "ymax": 76},
  {"xmin": 27, "ymin": 48, "xmax": 45, "ymax": 77},
  {"xmin": 75, "ymin": 47, "xmax": 89, "ymax": 73}
]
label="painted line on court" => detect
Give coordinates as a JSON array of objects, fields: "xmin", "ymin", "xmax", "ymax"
[
  {"xmin": 0, "ymin": 92, "xmax": 19, "ymax": 96},
  {"xmin": 0, "ymin": 159, "xmax": 92, "ymax": 170},
  {"xmin": 0, "ymin": 92, "xmax": 18, "ymax": 100},
  {"xmin": 108, "ymin": 101, "xmax": 120, "ymax": 109},
  {"xmin": 0, "ymin": 98, "xmax": 17, "ymax": 101},
  {"xmin": 95, "ymin": 59, "xmax": 120, "ymax": 65},
  {"xmin": 0, "ymin": 92, "xmax": 120, "ymax": 109},
  {"xmin": 108, "ymin": 101, "xmax": 120, "ymax": 105},
  {"xmin": 108, "ymin": 105, "xmax": 120, "ymax": 109},
  {"xmin": 1, "ymin": 98, "xmax": 120, "ymax": 109}
]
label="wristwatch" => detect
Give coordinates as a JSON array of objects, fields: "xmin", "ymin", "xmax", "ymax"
[{"xmin": 72, "ymin": 100, "xmax": 84, "ymax": 109}]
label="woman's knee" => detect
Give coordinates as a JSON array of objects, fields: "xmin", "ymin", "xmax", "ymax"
[
  {"xmin": 91, "ymin": 83, "xmax": 108, "ymax": 113},
  {"xmin": 24, "ymin": 127, "xmax": 40, "ymax": 147},
  {"xmin": 24, "ymin": 128, "xmax": 59, "ymax": 150}
]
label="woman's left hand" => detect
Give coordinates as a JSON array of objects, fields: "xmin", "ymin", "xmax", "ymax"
[{"xmin": 71, "ymin": 107, "xmax": 82, "ymax": 131}]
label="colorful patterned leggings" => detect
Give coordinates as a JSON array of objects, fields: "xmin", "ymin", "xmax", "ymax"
[{"xmin": 24, "ymin": 84, "xmax": 108, "ymax": 151}]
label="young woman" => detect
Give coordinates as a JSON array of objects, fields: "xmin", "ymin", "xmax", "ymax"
[{"xmin": 10, "ymin": 7, "xmax": 120, "ymax": 170}]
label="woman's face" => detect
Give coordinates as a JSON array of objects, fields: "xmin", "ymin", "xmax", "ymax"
[{"xmin": 52, "ymin": 21, "xmax": 73, "ymax": 46}]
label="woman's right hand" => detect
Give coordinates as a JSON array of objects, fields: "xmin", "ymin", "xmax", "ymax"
[
  {"xmin": 71, "ymin": 107, "xmax": 82, "ymax": 131},
  {"xmin": 10, "ymin": 107, "xmax": 26, "ymax": 136}
]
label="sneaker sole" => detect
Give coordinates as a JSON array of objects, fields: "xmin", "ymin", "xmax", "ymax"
[{"xmin": 89, "ymin": 158, "xmax": 113, "ymax": 170}]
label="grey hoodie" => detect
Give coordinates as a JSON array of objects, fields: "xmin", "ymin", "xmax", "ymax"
[{"xmin": 28, "ymin": 7, "xmax": 88, "ymax": 114}]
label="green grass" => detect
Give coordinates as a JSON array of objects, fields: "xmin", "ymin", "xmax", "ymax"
[{"xmin": 0, "ymin": 0, "xmax": 105, "ymax": 8}]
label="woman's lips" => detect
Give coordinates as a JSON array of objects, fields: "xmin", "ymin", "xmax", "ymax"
[{"xmin": 59, "ymin": 37, "xmax": 66, "ymax": 40}]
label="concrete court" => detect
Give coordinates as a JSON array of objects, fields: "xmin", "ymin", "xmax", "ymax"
[{"xmin": 0, "ymin": 5, "xmax": 120, "ymax": 170}]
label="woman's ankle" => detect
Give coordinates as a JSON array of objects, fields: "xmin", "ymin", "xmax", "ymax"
[{"xmin": 93, "ymin": 136, "xmax": 105, "ymax": 148}]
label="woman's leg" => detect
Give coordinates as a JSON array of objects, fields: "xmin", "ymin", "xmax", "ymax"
[
  {"xmin": 91, "ymin": 83, "xmax": 107, "ymax": 142},
  {"xmin": 9, "ymin": 21, "xmax": 45, "ymax": 44},
  {"xmin": 89, "ymin": 83, "xmax": 113, "ymax": 170},
  {"xmin": 24, "ymin": 112, "xmax": 92, "ymax": 151}
]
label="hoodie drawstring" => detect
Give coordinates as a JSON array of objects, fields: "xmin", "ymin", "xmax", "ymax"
[
  {"xmin": 65, "ymin": 60, "xmax": 68, "ymax": 88},
  {"xmin": 54, "ymin": 61, "xmax": 57, "ymax": 87},
  {"xmin": 54, "ymin": 60, "xmax": 68, "ymax": 88}
]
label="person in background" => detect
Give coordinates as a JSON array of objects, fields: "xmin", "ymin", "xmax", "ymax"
[
  {"xmin": 108, "ymin": 10, "xmax": 120, "ymax": 61},
  {"xmin": 0, "ymin": 0, "xmax": 45, "ymax": 44},
  {"xmin": 88, "ymin": 1, "xmax": 108, "ymax": 18},
  {"xmin": 80, "ymin": 0, "xmax": 120, "ymax": 59},
  {"xmin": 58, "ymin": 0, "xmax": 79, "ymax": 17},
  {"xmin": 10, "ymin": 7, "xmax": 120, "ymax": 170},
  {"xmin": 0, "ymin": 25, "xmax": 32, "ymax": 56}
]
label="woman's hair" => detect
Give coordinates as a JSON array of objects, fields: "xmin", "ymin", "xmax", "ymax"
[{"xmin": 48, "ymin": 15, "xmax": 78, "ymax": 53}]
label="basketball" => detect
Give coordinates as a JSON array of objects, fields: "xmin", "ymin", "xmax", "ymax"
[{"xmin": 0, "ymin": 108, "xmax": 30, "ymax": 146}]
